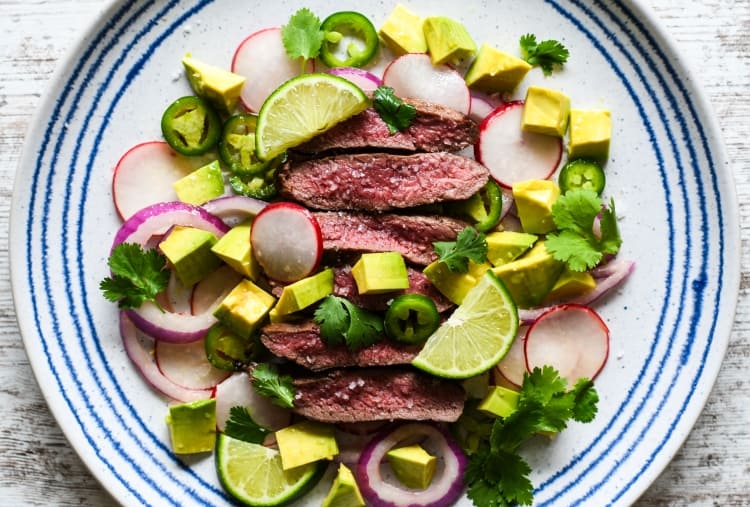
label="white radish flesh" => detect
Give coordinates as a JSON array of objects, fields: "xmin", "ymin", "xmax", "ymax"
[
  {"xmin": 382, "ymin": 53, "xmax": 470, "ymax": 114},
  {"xmin": 155, "ymin": 338, "xmax": 230, "ymax": 390},
  {"xmin": 213, "ymin": 372, "xmax": 292, "ymax": 432},
  {"xmin": 190, "ymin": 265, "xmax": 243, "ymax": 315},
  {"xmin": 232, "ymin": 27, "xmax": 314, "ymax": 112},
  {"xmin": 475, "ymin": 101, "xmax": 562, "ymax": 188},
  {"xmin": 250, "ymin": 202, "xmax": 322, "ymax": 283},
  {"xmin": 494, "ymin": 325, "xmax": 529, "ymax": 387},
  {"xmin": 524, "ymin": 304, "xmax": 609, "ymax": 385}
]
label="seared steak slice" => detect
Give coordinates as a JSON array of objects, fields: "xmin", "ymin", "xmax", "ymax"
[
  {"xmin": 278, "ymin": 152, "xmax": 489, "ymax": 211},
  {"xmin": 293, "ymin": 367, "xmax": 465, "ymax": 422},
  {"xmin": 315, "ymin": 211, "xmax": 468, "ymax": 266},
  {"xmin": 260, "ymin": 321, "xmax": 420, "ymax": 371},
  {"xmin": 294, "ymin": 97, "xmax": 478, "ymax": 154}
]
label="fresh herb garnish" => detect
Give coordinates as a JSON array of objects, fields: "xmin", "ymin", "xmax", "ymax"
[
  {"xmin": 314, "ymin": 295, "xmax": 384, "ymax": 350},
  {"xmin": 545, "ymin": 189, "xmax": 622, "ymax": 271},
  {"xmin": 281, "ymin": 8, "xmax": 325, "ymax": 72},
  {"xmin": 372, "ymin": 86, "xmax": 417, "ymax": 134},
  {"xmin": 433, "ymin": 226, "xmax": 488, "ymax": 273},
  {"xmin": 251, "ymin": 363, "xmax": 295, "ymax": 408},
  {"xmin": 223, "ymin": 406, "xmax": 271, "ymax": 444},
  {"xmin": 519, "ymin": 34, "xmax": 570, "ymax": 76},
  {"xmin": 99, "ymin": 242, "xmax": 170, "ymax": 310},
  {"xmin": 464, "ymin": 366, "xmax": 599, "ymax": 507}
]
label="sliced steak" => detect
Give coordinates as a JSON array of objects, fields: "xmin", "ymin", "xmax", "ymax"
[
  {"xmin": 260, "ymin": 321, "xmax": 420, "ymax": 371},
  {"xmin": 315, "ymin": 211, "xmax": 468, "ymax": 266},
  {"xmin": 294, "ymin": 97, "xmax": 478, "ymax": 154},
  {"xmin": 293, "ymin": 367, "xmax": 465, "ymax": 422},
  {"xmin": 278, "ymin": 152, "xmax": 489, "ymax": 211}
]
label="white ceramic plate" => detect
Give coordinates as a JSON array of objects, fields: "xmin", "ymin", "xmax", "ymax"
[{"xmin": 10, "ymin": 0, "xmax": 739, "ymax": 505}]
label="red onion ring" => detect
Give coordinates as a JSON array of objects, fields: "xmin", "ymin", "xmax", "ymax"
[{"xmin": 202, "ymin": 195, "xmax": 268, "ymax": 226}]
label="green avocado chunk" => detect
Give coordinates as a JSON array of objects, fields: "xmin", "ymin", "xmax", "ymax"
[
  {"xmin": 386, "ymin": 444, "xmax": 437, "ymax": 489},
  {"xmin": 423, "ymin": 16, "xmax": 476, "ymax": 65},
  {"xmin": 275, "ymin": 420, "xmax": 339, "ymax": 470},
  {"xmin": 272, "ymin": 268, "xmax": 334, "ymax": 318},
  {"xmin": 352, "ymin": 252, "xmax": 409, "ymax": 295},
  {"xmin": 182, "ymin": 53, "xmax": 246, "ymax": 113},
  {"xmin": 512, "ymin": 179, "xmax": 561, "ymax": 235},
  {"xmin": 485, "ymin": 231, "xmax": 538, "ymax": 267},
  {"xmin": 159, "ymin": 225, "xmax": 222, "ymax": 287},
  {"xmin": 478, "ymin": 385, "xmax": 520, "ymax": 418},
  {"xmin": 173, "ymin": 160, "xmax": 225, "ymax": 206},
  {"xmin": 211, "ymin": 220, "xmax": 261, "ymax": 280},
  {"xmin": 521, "ymin": 86, "xmax": 571, "ymax": 137},
  {"xmin": 213, "ymin": 279, "xmax": 276, "ymax": 337},
  {"xmin": 491, "ymin": 241, "xmax": 565, "ymax": 308},
  {"xmin": 464, "ymin": 43, "xmax": 532, "ymax": 93},
  {"xmin": 165, "ymin": 398, "xmax": 216, "ymax": 454},
  {"xmin": 322, "ymin": 463, "xmax": 365, "ymax": 507},
  {"xmin": 378, "ymin": 4, "xmax": 427, "ymax": 55}
]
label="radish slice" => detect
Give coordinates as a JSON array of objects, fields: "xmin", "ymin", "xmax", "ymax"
[
  {"xmin": 524, "ymin": 304, "xmax": 610, "ymax": 385},
  {"xmin": 155, "ymin": 338, "xmax": 230, "ymax": 390},
  {"xmin": 120, "ymin": 312, "xmax": 212, "ymax": 402},
  {"xmin": 356, "ymin": 422, "xmax": 467, "ymax": 507},
  {"xmin": 202, "ymin": 195, "xmax": 267, "ymax": 226},
  {"xmin": 232, "ymin": 27, "xmax": 314, "ymax": 112},
  {"xmin": 382, "ymin": 53, "xmax": 470, "ymax": 114},
  {"xmin": 494, "ymin": 325, "xmax": 529, "ymax": 388},
  {"xmin": 250, "ymin": 202, "xmax": 322, "ymax": 283},
  {"xmin": 328, "ymin": 67, "xmax": 382, "ymax": 92},
  {"xmin": 190, "ymin": 265, "xmax": 243, "ymax": 315},
  {"xmin": 475, "ymin": 101, "xmax": 562, "ymax": 188},
  {"xmin": 112, "ymin": 141, "xmax": 213, "ymax": 221},
  {"xmin": 165, "ymin": 271, "xmax": 192, "ymax": 315},
  {"xmin": 213, "ymin": 372, "xmax": 292, "ymax": 432}
]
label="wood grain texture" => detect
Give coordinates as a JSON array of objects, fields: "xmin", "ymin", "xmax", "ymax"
[{"xmin": 0, "ymin": 0, "xmax": 747, "ymax": 505}]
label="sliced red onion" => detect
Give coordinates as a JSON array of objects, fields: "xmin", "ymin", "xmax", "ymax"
[
  {"xmin": 165, "ymin": 271, "xmax": 192, "ymax": 315},
  {"xmin": 202, "ymin": 195, "xmax": 268, "ymax": 227},
  {"xmin": 125, "ymin": 301, "xmax": 218, "ymax": 344},
  {"xmin": 518, "ymin": 258, "xmax": 635, "ymax": 324},
  {"xmin": 328, "ymin": 67, "xmax": 383, "ymax": 92},
  {"xmin": 356, "ymin": 422, "xmax": 467, "ymax": 507},
  {"xmin": 120, "ymin": 312, "xmax": 213, "ymax": 402}
]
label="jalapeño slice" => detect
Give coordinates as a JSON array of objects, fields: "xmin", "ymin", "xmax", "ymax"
[
  {"xmin": 320, "ymin": 11, "xmax": 379, "ymax": 68},
  {"xmin": 161, "ymin": 95, "xmax": 221, "ymax": 156},
  {"xmin": 219, "ymin": 113, "xmax": 267, "ymax": 175},
  {"xmin": 204, "ymin": 323, "xmax": 253, "ymax": 371},
  {"xmin": 558, "ymin": 158, "xmax": 606, "ymax": 195},
  {"xmin": 384, "ymin": 294, "xmax": 440, "ymax": 344}
]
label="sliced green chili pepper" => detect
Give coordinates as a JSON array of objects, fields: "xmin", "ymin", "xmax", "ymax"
[
  {"xmin": 228, "ymin": 150, "xmax": 284, "ymax": 200},
  {"xmin": 161, "ymin": 96, "xmax": 221, "ymax": 156},
  {"xmin": 204, "ymin": 323, "xmax": 253, "ymax": 371},
  {"xmin": 384, "ymin": 294, "xmax": 440, "ymax": 344},
  {"xmin": 558, "ymin": 158, "xmax": 606, "ymax": 195},
  {"xmin": 320, "ymin": 11, "xmax": 379, "ymax": 68},
  {"xmin": 472, "ymin": 180, "xmax": 503, "ymax": 232},
  {"xmin": 219, "ymin": 113, "xmax": 268, "ymax": 175}
]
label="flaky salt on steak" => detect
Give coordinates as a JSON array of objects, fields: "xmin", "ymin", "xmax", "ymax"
[
  {"xmin": 278, "ymin": 152, "xmax": 489, "ymax": 211},
  {"xmin": 314, "ymin": 211, "xmax": 468, "ymax": 266},
  {"xmin": 294, "ymin": 97, "xmax": 478, "ymax": 154},
  {"xmin": 260, "ymin": 321, "xmax": 421, "ymax": 371},
  {"xmin": 292, "ymin": 367, "xmax": 465, "ymax": 423}
]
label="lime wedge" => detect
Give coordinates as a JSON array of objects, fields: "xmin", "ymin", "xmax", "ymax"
[
  {"xmin": 216, "ymin": 434, "xmax": 325, "ymax": 506},
  {"xmin": 255, "ymin": 73, "xmax": 369, "ymax": 161},
  {"xmin": 411, "ymin": 271, "xmax": 519, "ymax": 379}
]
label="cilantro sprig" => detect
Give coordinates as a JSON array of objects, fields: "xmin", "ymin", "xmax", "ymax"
[
  {"xmin": 281, "ymin": 8, "xmax": 325, "ymax": 73},
  {"xmin": 372, "ymin": 86, "xmax": 417, "ymax": 134},
  {"xmin": 464, "ymin": 366, "xmax": 599, "ymax": 507},
  {"xmin": 433, "ymin": 226, "xmax": 488, "ymax": 273},
  {"xmin": 314, "ymin": 295, "xmax": 384, "ymax": 351},
  {"xmin": 520, "ymin": 34, "xmax": 570, "ymax": 76},
  {"xmin": 223, "ymin": 406, "xmax": 271, "ymax": 444},
  {"xmin": 99, "ymin": 242, "xmax": 170, "ymax": 310},
  {"xmin": 545, "ymin": 189, "xmax": 622, "ymax": 271},
  {"xmin": 251, "ymin": 363, "xmax": 295, "ymax": 408}
]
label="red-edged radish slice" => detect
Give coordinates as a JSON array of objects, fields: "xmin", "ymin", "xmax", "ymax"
[
  {"xmin": 382, "ymin": 53, "xmax": 470, "ymax": 114},
  {"xmin": 524, "ymin": 304, "xmax": 609, "ymax": 385},
  {"xmin": 191, "ymin": 265, "xmax": 243, "ymax": 315},
  {"xmin": 155, "ymin": 338, "xmax": 231, "ymax": 390},
  {"xmin": 232, "ymin": 27, "xmax": 314, "ymax": 112},
  {"xmin": 494, "ymin": 325, "xmax": 529, "ymax": 388},
  {"xmin": 213, "ymin": 372, "xmax": 292, "ymax": 432},
  {"xmin": 250, "ymin": 202, "xmax": 322, "ymax": 283},
  {"xmin": 327, "ymin": 67, "xmax": 382, "ymax": 92},
  {"xmin": 112, "ymin": 141, "xmax": 214, "ymax": 221},
  {"xmin": 475, "ymin": 101, "xmax": 563, "ymax": 188},
  {"xmin": 120, "ymin": 312, "xmax": 212, "ymax": 402}
]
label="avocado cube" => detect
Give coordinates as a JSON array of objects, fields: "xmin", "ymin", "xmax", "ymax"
[
  {"xmin": 378, "ymin": 4, "xmax": 427, "ymax": 55},
  {"xmin": 423, "ymin": 16, "xmax": 477, "ymax": 65},
  {"xmin": 322, "ymin": 464, "xmax": 365, "ymax": 507},
  {"xmin": 478, "ymin": 385, "xmax": 520, "ymax": 418},
  {"xmin": 173, "ymin": 160, "xmax": 225, "ymax": 205},
  {"xmin": 568, "ymin": 109, "xmax": 612, "ymax": 161},
  {"xmin": 213, "ymin": 279, "xmax": 275, "ymax": 337},
  {"xmin": 521, "ymin": 86, "xmax": 571, "ymax": 137},
  {"xmin": 275, "ymin": 420, "xmax": 338, "ymax": 470},
  {"xmin": 165, "ymin": 398, "xmax": 216, "ymax": 454},
  {"xmin": 351, "ymin": 252, "xmax": 409, "ymax": 295},
  {"xmin": 464, "ymin": 43, "xmax": 532, "ymax": 93},
  {"xmin": 211, "ymin": 220, "xmax": 261, "ymax": 280},
  {"xmin": 182, "ymin": 53, "xmax": 246, "ymax": 113},
  {"xmin": 485, "ymin": 231, "xmax": 538, "ymax": 267},
  {"xmin": 386, "ymin": 444, "xmax": 437, "ymax": 489},
  {"xmin": 159, "ymin": 226, "xmax": 222, "ymax": 287},
  {"xmin": 491, "ymin": 241, "xmax": 565, "ymax": 308},
  {"xmin": 273, "ymin": 268, "xmax": 335, "ymax": 317},
  {"xmin": 423, "ymin": 260, "xmax": 490, "ymax": 305},
  {"xmin": 512, "ymin": 179, "xmax": 561, "ymax": 234},
  {"xmin": 543, "ymin": 267, "xmax": 596, "ymax": 303}
]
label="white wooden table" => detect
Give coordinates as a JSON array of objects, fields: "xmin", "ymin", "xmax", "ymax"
[{"xmin": 1, "ymin": 1, "xmax": 748, "ymax": 505}]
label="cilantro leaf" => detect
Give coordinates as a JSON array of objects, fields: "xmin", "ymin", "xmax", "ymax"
[
  {"xmin": 372, "ymin": 86, "xmax": 417, "ymax": 134},
  {"xmin": 545, "ymin": 189, "xmax": 622, "ymax": 271},
  {"xmin": 314, "ymin": 295, "xmax": 383, "ymax": 351},
  {"xmin": 223, "ymin": 406, "xmax": 271, "ymax": 444},
  {"xmin": 569, "ymin": 378, "xmax": 599, "ymax": 423},
  {"xmin": 281, "ymin": 8, "xmax": 324, "ymax": 70},
  {"xmin": 251, "ymin": 363, "xmax": 295, "ymax": 408},
  {"xmin": 100, "ymin": 242, "xmax": 170, "ymax": 310},
  {"xmin": 433, "ymin": 227, "xmax": 488, "ymax": 273},
  {"xmin": 519, "ymin": 33, "xmax": 569, "ymax": 76}
]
